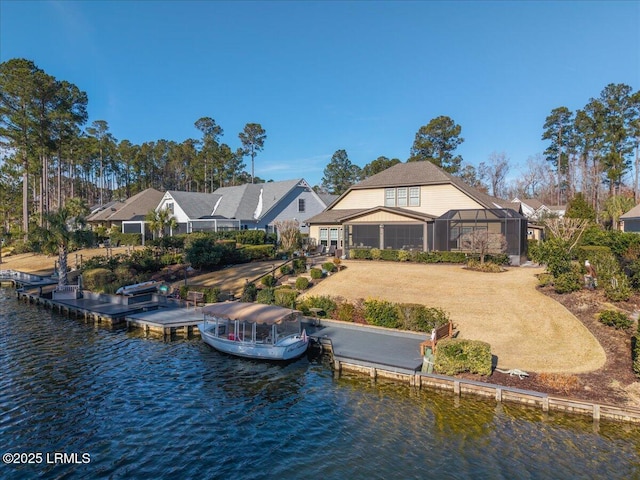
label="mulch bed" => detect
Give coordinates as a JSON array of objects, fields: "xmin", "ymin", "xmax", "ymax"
[{"xmin": 457, "ymin": 287, "xmax": 640, "ymax": 406}]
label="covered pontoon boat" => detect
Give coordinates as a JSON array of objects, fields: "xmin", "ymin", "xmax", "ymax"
[{"xmin": 199, "ymin": 302, "xmax": 309, "ymax": 360}]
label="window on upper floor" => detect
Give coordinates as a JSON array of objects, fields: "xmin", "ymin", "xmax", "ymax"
[
  {"xmin": 409, "ymin": 187, "xmax": 420, "ymax": 206},
  {"xmin": 385, "ymin": 188, "xmax": 396, "ymax": 207},
  {"xmin": 298, "ymin": 198, "xmax": 305, "ymax": 212},
  {"xmin": 385, "ymin": 187, "xmax": 420, "ymax": 207},
  {"xmin": 397, "ymin": 187, "xmax": 408, "ymax": 207}
]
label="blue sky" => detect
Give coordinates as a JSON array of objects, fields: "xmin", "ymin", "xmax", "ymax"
[{"xmin": 1, "ymin": 1, "xmax": 638, "ymax": 187}]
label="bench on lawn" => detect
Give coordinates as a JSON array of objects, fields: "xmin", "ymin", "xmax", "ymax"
[
  {"xmin": 420, "ymin": 322, "xmax": 454, "ymax": 356},
  {"xmin": 186, "ymin": 291, "xmax": 204, "ymax": 308}
]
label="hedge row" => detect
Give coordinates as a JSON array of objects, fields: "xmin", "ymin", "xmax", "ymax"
[
  {"xmin": 297, "ymin": 295, "xmax": 449, "ymax": 334},
  {"xmin": 349, "ymin": 248, "xmax": 509, "ymax": 265}
]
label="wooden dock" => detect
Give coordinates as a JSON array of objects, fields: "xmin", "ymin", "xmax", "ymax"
[{"xmin": 125, "ymin": 308, "xmax": 203, "ymax": 337}]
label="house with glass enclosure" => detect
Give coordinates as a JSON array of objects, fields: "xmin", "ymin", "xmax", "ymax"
[{"xmin": 306, "ymin": 161, "xmax": 528, "ymax": 265}]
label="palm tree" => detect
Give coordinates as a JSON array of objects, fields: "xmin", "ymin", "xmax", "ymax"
[
  {"xmin": 41, "ymin": 206, "xmax": 87, "ymax": 288},
  {"xmin": 145, "ymin": 208, "xmax": 178, "ymax": 240}
]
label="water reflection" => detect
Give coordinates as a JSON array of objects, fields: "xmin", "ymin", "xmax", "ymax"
[{"xmin": 1, "ymin": 289, "xmax": 639, "ymax": 479}]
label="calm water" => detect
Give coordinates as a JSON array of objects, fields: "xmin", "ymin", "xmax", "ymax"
[{"xmin": 1, "ymin": 289, "xmax": 639, "ymax": 480}]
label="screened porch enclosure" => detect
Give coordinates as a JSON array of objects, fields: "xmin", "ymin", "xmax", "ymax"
[
  {"xmin": 433, "ymin": 209, "xmax": 527, "ymax": 262},
  {"xmin": 347, "ymin": 223, "xmax": 426, "ymax": 251}
]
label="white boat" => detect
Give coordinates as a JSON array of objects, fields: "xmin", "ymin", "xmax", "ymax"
[
  {"xmin": 115, "ymin": 281, "xmax": 160, "ymax": 296},
  {"xmin": 199, "ymin": 302, "xmax": 309, "ymax": 361}
]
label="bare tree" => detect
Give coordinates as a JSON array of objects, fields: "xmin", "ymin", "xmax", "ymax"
[
  {"xmin": 461, "ymin": 230, "xmax": 508, "ymax": 264},
  {"xmin": 273, "ymin": 219, "xmax": 302, "ymax": 252},
  {"xmin": 478, "ymin": 152, "xmax": 510, "ymax": 198},
  {"xmin": 543, "ymin": 217, "xmax": 590, "ymax": 251}
]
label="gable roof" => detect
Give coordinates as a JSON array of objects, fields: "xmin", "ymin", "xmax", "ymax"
[
  {"xmin": 621, "ymin": 203, "xmax": 640, "ymax": 220},
  {"xmin": 165, "ymin": 191, "xmax": 222, "ymax": 219},
  {"xmin": 306, "ymin": 206, "xmax": 436, "ymax": 225},
  {"xmin": 104, "ymin": 188, "xmax": 164, "ymax": 222},
  {"xmin": 343, "ymin": 161, "xmax": 513, "ymax": 210},
  {"xmin": 87, "ymin": 201, "xmax": 125, "ymax": 222},
  {"xmin": 211, "ymin": 179, "xmax": 308, "ymax": 221}
]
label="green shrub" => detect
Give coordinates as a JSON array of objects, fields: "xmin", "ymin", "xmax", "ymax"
[
  {"xmin": 363, "ymin": 299, "xmax": 400, "ymax": 329},
  {"xmin": 322, "ymin": 262, "xmax": 336, "ymax": 272},
  {"xmin": 379, "ymin": 249, "xmax": 399, "ymax": 261},
  {"xmin": 240, "ymin": 282, "xmax": 257, "ymax": 302},
  {"xmin": 554, "ymin": 271, "xmax": 582, "ymax": 294},
  {"xmin": 536, "ymin": 238, "xmax": 572, "ymax": 277},
  {"xmin": 241, "ymin": 244, "xmax": 275, "ymax": 261},
  {"xmin": 295, "ymin": 277, "xmax": 310, "ymax": 290},
  {"xmin": 466, "ymin": 259, "xmax": 504, "ymax": 273},
  {"xmin": 274, "ymin": 288, "xmax": 298, "ymax": 308},
  {"xmin": 280, "ymin": 264, "xmax": 292, "ymax": 275},
  {"xmin": 349, "ymin": 248, "xmax": 372, "ymax": 260},
  {"xmin": 298, "ymin": 295, "xmax": 337, "ymax": 317},
  {"xmin": 203, "ymin": 287, "xmax": 221, "ymax": 303},
  {"xmin": 415, "ymin": 251, "xmax": 467, "ymax": 264},
  {"xmin": 256, "ymin": 287, "xmax": 275, "ymax": 305},
  {"xmin": 633, "ymin": 336, "xmax": 640, "ymax": 378},
  {"xmin": 310, "ymin": 268, "xmax": 323, "ymax": 279},
  {"xmin": 83, "ymin": 268, "xmax": 116, "ymax": 292},
  {"xmin": 334, "ymin": 299, "xmax": 366, "ymax": 323},
  {"xmin": 486, "ymin": 253, "xmax": 510, "ymax": 265},
  {"xmin": 397, "ymin": 250, "xmax": 412, "ymax": 262},
  {"xmin": 434, "ymin": 338, "xmax": 492, "ymax": 376},
  {"xmin": 598, "ymin": 310, "xmax": 632, "ymax": 330},
  {"xmin": 114, "ymin": 265, "xmax": 138, "ymax": 285},
  {"xmin": 370, "ymin": 248, "xmax": 381, "ymax": 260},
  {"xmin": 110, "ymin": 231, "xmax": 142, "ymax": 246},
  {"xmin": 527, "ymin": 239, "xmax": 540, "ymax": 261},
  {"xmin": 128, "ymin": 248, "xmax": 162, "ymax": 272},
  {"xmin": 292, "ymin": 257, "xmax": 307, "ymax": 274},
  {"xmin": 396, "ymin": 304, "xmax": 450, "ymax": 332},
  {"xmin": 537, "ymin": 273, "xmax": 554, "ymax": 287},
  {"xmin": 604, "ymin": 275, "xmax": 632, "ymax": 302},
  {"xmin": 160, "ymin": 252, "xmax": 182, "ymax": 266},
  {"xmin": 261, "ymin": 275, "xmax": 277, "ymax": 287},
  {"xmin": 236, "ymin": 230, "xmax": 266, "ymax": 245}
]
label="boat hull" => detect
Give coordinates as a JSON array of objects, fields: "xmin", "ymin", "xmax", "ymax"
[{"xmin": 198, "ymin": 324, "xmax": 309, "ymax": 361}]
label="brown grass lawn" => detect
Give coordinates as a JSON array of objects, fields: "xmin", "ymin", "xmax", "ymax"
[{"xmin": 302, "ymin": 260, "xmax": 606, "ymax": 374}]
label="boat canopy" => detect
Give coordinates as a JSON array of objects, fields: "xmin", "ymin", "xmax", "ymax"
[{"xmin": 202, "ymin": 302, "xmax": 302, "ymax": 325}]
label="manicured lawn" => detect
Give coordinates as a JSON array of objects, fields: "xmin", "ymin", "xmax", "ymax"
[{"xmin": 301, "ymin": 260, "xmax": 606, "ymax": 374}]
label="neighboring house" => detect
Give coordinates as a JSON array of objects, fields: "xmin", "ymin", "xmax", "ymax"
[
  {"xmin": 112, "ymin": 188, "xmax": 164, "ymax": 243},
  {"xmin": 86, "ymin": 200, "xmax": 125, "ymax": 230},
  {"xmin": 86, "ymin": 188, "xmax": 164, "ymax": 245},
  {"xmin": 512, "ymin": 197, "xmax": 566, "ymax": 220},
  {"xmin": 156, "ymin": 190, "xmax": 241, "ymax": 235},
  {"xmin": 307, "ymin": 162, "xmax": 528, "ymax": 265},
  {"xmin": 154, "ymin": 179, "xmax": 330, "ymax": 235},
  {"xmin": 620, "ymin": 203, "xmax": 640, "ymax": 232}
]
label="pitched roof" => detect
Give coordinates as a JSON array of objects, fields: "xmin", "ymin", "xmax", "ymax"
[
  {"xmin": 621, "ymin": 203, "xmax": 640, "ymax": 219},
  {"xmin": 107, "ymin": 188, "xmax": 164, "ymax": 222},
  {"xmin": 345, "ymin": 161, "xmax": 512, "ymax": 210},
  {"xmin": 166, "ymin": 191, "xmax": 221, "ymax": 219},
  {"xmin": 305, "ymin": 206, "xmax": 435, "ymax": 225},
  {"xmin": 513, "ymin": 198, "xmax": 545, "ymax": 210},
  {"xmin": 212, "ymin": 179, "xmax": 304, "ymax": 220},
  {"xmin": 87, "ymin": 201, "xmax": 124, "ymax": 222}
]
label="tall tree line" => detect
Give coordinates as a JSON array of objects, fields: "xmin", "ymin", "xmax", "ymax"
[{"xmin": 0, "ymin": 58, "xmax": 264, "ymax": 238}]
